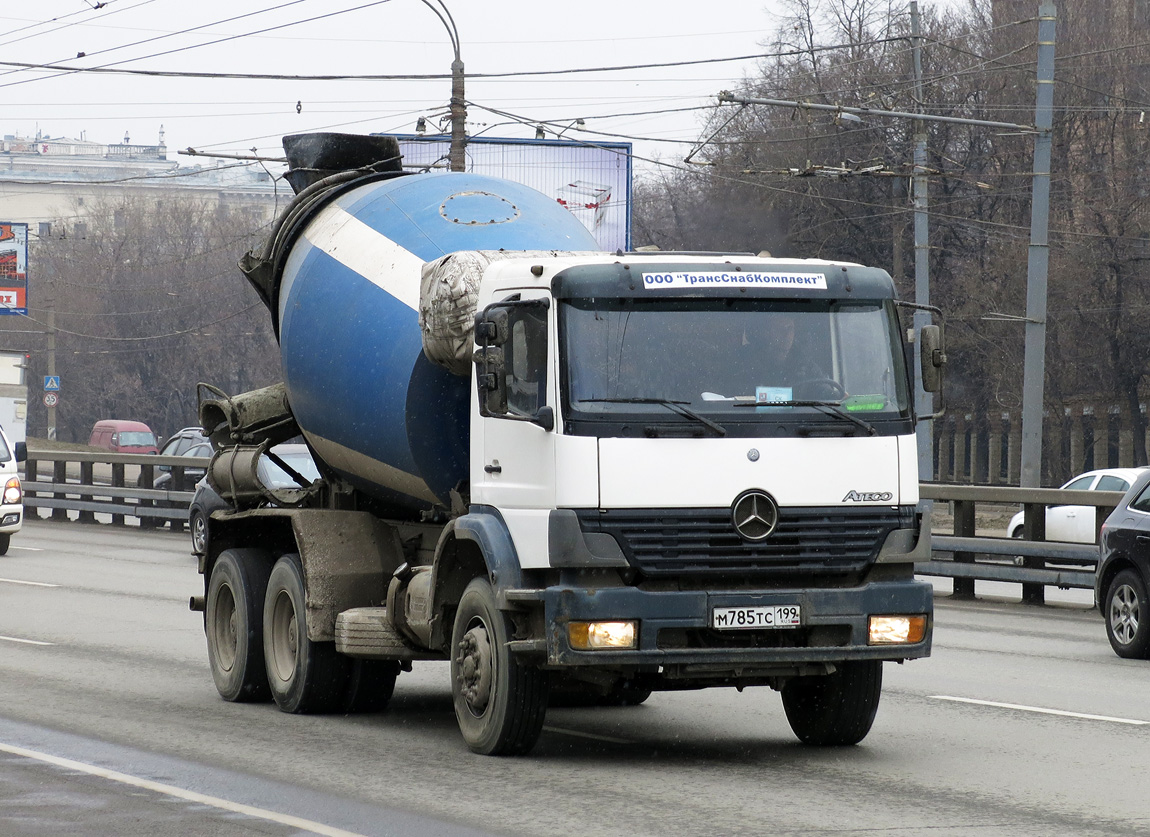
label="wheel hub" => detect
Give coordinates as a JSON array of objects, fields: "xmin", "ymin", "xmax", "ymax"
[
  {"xmin": 1111, "ymin": 584, "xmax": 1140, "ymax": 645},
  {"xmin": 456, "ymin": 623, "xmax": 493, "ymax": 716},
  {"xmin": 213, "ymin": 586, "xmax": 238, "ymax": 672}
]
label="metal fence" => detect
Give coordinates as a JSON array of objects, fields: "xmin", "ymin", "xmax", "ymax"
[
  {"xmin": 23, "ymin": 449, "xmax": 207, "ymax": 529},
  {"xmin": 18, "ymin": 450, "xmax": 1114, "ymax": 602},
  {"xmin": 920, "ymin": 483, "xmax": 1116, "ymax": 604}
]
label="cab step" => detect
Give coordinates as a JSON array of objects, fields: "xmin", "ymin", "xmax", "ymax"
[{"xmin": 334, "ymin": 607, "xmax": 443, "ymax": 661}]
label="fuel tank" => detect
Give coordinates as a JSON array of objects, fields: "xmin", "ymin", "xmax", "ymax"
[{"xmin": 247, "ymin": 138, "xmax": 598, "ymax": 513}]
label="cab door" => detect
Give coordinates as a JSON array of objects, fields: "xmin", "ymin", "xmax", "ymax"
[{"xmin": 474, "ymin": 290, "xmax": 557, "ymax": 512}]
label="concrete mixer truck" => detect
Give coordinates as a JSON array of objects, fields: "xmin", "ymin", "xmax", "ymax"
[{"xmin": 190, "ymin": 133, "xmax": 945, "ymax": 756}]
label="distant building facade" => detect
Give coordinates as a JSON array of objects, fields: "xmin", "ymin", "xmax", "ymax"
[{"xmin": 0, "ymin": 128, "xmax": 286, "ymax": 233}]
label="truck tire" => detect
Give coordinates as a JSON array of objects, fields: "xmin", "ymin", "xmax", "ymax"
[
  {"xmin": 344, "ymin": 660, "xmax": 400, "ymax": 713},
  {"xmin": 782, "ymin": 660, "xmax": 882, "ymax": 746},
  {"xmin": 1105, "ymin": 569, "xmax": 1150, "ymax": 658},
  {"xmin": 608, "ymin": 682, "xmax": 652, "ymax": 707},
  {"xmin": 450, "ymin": 577, "xmax": 549, "ymax": 755},
  {"xmin": 263, "ymin": 553, "xmax": 350, "ymax": 713},
  {"xmin": 205, "ymin": 549, "xmax": 272, "ymax": 702}
]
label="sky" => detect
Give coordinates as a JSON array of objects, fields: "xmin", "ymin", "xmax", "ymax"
[{"xmin": 0, "ymin": 0, "xmax": 809, "ymax": 176}]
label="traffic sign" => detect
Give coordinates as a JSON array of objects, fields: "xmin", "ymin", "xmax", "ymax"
[
  {"xmin": 43, "ymin": 392, "xmax": 58, "ymax": 407},
  {"xmin": 44, "ymin": 376, "xmax": 60, "ymax": 392}
]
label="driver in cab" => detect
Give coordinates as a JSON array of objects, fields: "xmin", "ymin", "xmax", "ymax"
[{"xmin": 745, "ymin": 312, "xmax": 837, "ymax": 401}]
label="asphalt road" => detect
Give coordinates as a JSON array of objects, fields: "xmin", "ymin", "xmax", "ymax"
[{"xmin": 1, "ymin": 518, "xmax": 1148, "ymax": 836}]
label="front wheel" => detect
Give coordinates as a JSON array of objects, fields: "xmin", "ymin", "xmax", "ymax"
[
  {"xmin": 1106, "ymin": 569, "xmax": 1150, "ymax": 658},
  {"xmin": 451, "ymin": 578, "xmax": 549, "ymax": 755},
  {"xmin": 0, "ymin": 533, "xmax": 10, "ymax": 556},
  {"xmin": 781, "ymin": 660, "xmax": 882, "ymax": 746},
  {"xmin": 263, "ymin": 553, "xmax": 350, "ymax": 713},
  {"xmin": 205, "ymin": 549, "xmax": 272, "ymax": 702}
]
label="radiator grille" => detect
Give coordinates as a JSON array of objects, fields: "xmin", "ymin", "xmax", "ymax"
[{"xmin": 577, "ymin": 507, "xmax": 901, "ymax": 576}]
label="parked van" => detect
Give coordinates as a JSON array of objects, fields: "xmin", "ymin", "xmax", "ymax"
[
  {"xmin": 0, "ymin": 424, "xmax": 26, "ymax": 555},
  {"xmin": 88, "ymin": 420, "xmax": 159, "ymax": 454}
]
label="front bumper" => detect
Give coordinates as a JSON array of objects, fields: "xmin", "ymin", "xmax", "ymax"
[
  {"xmin": 0, "ymin": 503, "xmax": 22, "ymax": 534},
  {"xmin": 530, "ymin": 580, "xmax": 932, "ymax": 669}
]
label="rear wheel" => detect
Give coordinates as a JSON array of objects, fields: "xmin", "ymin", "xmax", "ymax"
[
  {"xmin": 205, "ymin": 549, "xmax": 271, "ymax": 702},
  {"xmin": 782, "ymin": 660, "xmax": 882, "ymax": 746},
  {"xmin": 263, "ymin": 553, "xmax": 350, "ymax": 713},
  {"xmin": 344, "ymin": 660, "xmax": 400, "ymax": 713},
  {"xmin": 451, "ymin": 577, "xmax": 549, "ymax": 755},
  {"xmin": 1105, "ymin": 569, "xmax": 1150, "ymax": 658}
]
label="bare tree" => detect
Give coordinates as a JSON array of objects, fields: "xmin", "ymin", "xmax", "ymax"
[{"xmin": 28, "ymin": 194, "xmax": 279, "ymax": 443}]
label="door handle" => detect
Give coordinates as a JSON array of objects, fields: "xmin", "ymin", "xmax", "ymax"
[{"xmin": 484, "ymin": 463, "xmax": 502, "ymax": 474}]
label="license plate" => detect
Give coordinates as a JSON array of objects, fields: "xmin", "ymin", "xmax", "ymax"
[{"xmin": 712, "ymin": 605, "xmax": 801, "ymax": 630}]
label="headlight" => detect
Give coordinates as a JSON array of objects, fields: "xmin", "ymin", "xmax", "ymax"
[
  {"xmin": 868, "ymin": 615, "xmax": 927, "ymax": 645},
  {"xmin": 567, "ymin": 621, "xmax": 638, "ymax": 650},
  {"xmin": 3, "ymin": 476, "xmax": 21, "ymax": 505}
]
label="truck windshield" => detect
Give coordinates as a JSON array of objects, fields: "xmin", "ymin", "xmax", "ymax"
[{"xmin": 561, "ymin": 298, "xmax": 910, "ymax": 428}]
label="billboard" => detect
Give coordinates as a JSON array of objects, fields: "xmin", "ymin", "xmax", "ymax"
[
  {"xmin": 0, "ymin": 223, "xmax": 28, "ymax": 316},
  {"xmin": 388, "ymin": 135, "xmax": 632, "ymax": 252}
]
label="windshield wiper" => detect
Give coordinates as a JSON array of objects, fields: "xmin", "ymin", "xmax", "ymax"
[
  {"xmin": 581, "ymin": 397, "xmax": 726, "ymax": 437},
  {"xmin": 733, "ymin": 399, "xmax": 877, "ymax": 436}
]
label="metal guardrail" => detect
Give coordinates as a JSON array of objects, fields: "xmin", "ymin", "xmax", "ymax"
[
  {"xmin": 920, "ymin": 482, "xmax": 1120, "ymax": 604},
  {"xmin": 22, "ymin": 449, "xmax": 208, "ymax": 529},
  {"xmin": 17, "ymin": 450, "xmax": 1115, "ymax": 602}
]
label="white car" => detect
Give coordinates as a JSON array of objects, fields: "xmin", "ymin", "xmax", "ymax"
[
  {"xmin": 1008, "ymin": 467, "xmax": 1149, "ymax": 544},
  {"xmin": 0, "ymin": 424, "xmax": 24, "ymax": 555}
]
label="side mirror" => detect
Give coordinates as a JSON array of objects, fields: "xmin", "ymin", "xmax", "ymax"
[
  {"xmin": 920, "ymin": 324, "xmax": 945, "ymax": 394},
  {"xmin": 474, "ymin": 346, "xmax": 508, "ymax": 415},
  {"xmin": 474, "ymin": 307, "xmax": 510, "ymax": 346},
  {"xmin": 14, "ymin": 441, "xmax": 26, "ymax": 463},
  {"xmin": 530, "ymin": 405, "xmax": 555, "ymax": 432}
]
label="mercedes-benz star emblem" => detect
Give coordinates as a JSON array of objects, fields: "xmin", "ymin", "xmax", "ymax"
[{"xmin": 731, "ymin": 490, "xmax": 778, "ymax": 541}]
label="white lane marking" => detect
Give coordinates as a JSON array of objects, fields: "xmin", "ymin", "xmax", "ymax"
[
  {"xmin": 10, "ymin": 546, "xmax": 43, "ymax": 552},
  {"xmin": 0, "ymin": 635, "xmax": 54, "ymax": 646},
  {"xmin": 303, "ymin": 202, "xmax": 424, "ymax": 310},
  {"xmin": 0, "ymin": 741, "xmax": 367, "ymax": 837},
  {"xmin": 0, "ymin": 577, "xmax": 58, "ymax": 587},
  {"xmin": 932, "ymin": 695, "xmax": 1149, "ymax": 726},
  {"xmin": 543, "ymin": 725, "xmax": 633, "ymax": 744}
]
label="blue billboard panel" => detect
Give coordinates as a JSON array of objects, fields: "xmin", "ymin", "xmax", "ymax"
[
  {"xmin": 0, "ymin": 223, "xmax": 28, "ymax": 315},
  {"xmin": 387, "ymin": 135, "xmax": 633, "ymax": 252}
]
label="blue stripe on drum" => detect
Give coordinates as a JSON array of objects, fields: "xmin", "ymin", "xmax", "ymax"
[{"xmin": 280, "ymin": 245, "xmax": 468, "ymax": 499}]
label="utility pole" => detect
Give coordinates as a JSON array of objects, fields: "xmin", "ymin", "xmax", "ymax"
[
  {"xmin": 46, "ymin": 308, "xmax": 56, "ymax": 441},
  {"xmin": 910, "ymin": 1, "xmax": 932, "ymax": 485},
  {"xmin": 417, "ymin": 0, "xmax": 466, "ymax": 171},
  {"xmin": 1019, "ymin": 2, "xmax": 1057, "ymax": 488},
  {"xmin": 449, "ymin": 54, "xmax": 466, "ymax": 172}
]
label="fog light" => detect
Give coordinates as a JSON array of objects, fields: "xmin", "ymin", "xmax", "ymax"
[
  {"xmin": 3, "ymin": 477, "xmax": 20, "ymax": 505},
  {"xmin": 568, "ymin": 621, "xmax": 637, "ymax": 650},
  {"xmin": 868, "ymin": 615, "xmax": 927, "ymax": 645}
]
